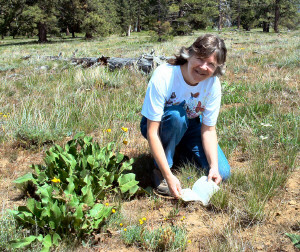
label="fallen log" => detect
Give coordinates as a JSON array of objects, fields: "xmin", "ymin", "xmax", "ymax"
[{"xmin": 24, "ymin": 51, "xmax": 173, "ymax": 73}]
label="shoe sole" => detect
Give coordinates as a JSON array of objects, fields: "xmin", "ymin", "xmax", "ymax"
[{"xmin": 153, "ymin": 189, "xmax": 175, "ymax": 199}]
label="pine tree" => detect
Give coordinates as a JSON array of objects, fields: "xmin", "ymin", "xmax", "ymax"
[
  {"xmin": 77, "ymin": 0, "xmax": 119, "ymax": 38},
  {"xmin": 22, "ymin": 0, "xmax": 59, "ymax": 42},
  {"xmin": 57, "ymin": 0, "xmax": 83, "ymax": 37},
  {"xmin": 275, "ymin": 0, "xmax": 300, "ymax": 31},
  {"xmin": 0, "ymin": 0, "xmax": 25, "ymax": 39}
]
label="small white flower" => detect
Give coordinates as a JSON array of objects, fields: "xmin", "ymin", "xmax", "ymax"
[
  {"xmin": 261, "ymin": 123, "xmax": 272, "ymax": 127},
  {"xmin": 260, "ymin": 135, "xmax": 268, "ymax": 140}
]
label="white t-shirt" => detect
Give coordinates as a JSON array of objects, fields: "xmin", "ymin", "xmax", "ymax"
[{"xmin": 141, "ymin": 64, "xmax": 221, "ymax": 126}]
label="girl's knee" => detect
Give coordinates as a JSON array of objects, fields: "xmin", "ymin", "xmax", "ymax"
[
  {"xmin": 220, "ymin": 166, "xmax": 231, "ymax": 181},
  {"xmin": 163, "ymin": 105, "xmax": 188, "ymax": 128}
]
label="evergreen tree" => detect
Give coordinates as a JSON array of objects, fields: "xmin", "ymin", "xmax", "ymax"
[
  {"xmin": 239, "ymin": 0, "xmax": 258, "ymax": 31},
  {"xmin": 275, "ymin": 0, "xmax": 300, "ymax": 31},
  {"xmin": 23, "ymin": 0, "xmax": 59, "ymax": 42},
  {"xmin": 0, "ymin": 0, "xmax": 25, "ymax": 39},
  {"xmin": 172, "ymin": 0, "xmax": 219, "ymax": 34},
  {"xmin": 57, "ymin": 0, "xmax": 83, "ymax": 37}
]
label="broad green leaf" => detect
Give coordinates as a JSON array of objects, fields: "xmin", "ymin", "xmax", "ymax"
[
  {"xmin": 107, "ymin": 142, "xmax": 114, "ymax": 151},
  {"xmin": 50, "ymin": 201, "xmax": 61, "ymax": 220},
  {"xmin": 37, "ymin": 172, "xmax": 47, "ymax": 184},
  {"xmin": 49, "ymin": 221, "xmax": 55, "ymax": 229},
  {"xmin": 41, "ymin": 207, "xmax": 51, "ymax": 218},
  {"xmin": 69, "ymin": 194, "xmax": 80, "ymax": 207},
  {"xmin": 52, "ymin": 233, "xmax": 61, "ymax": 246},
  {"xmin": 87, "ymin": 155, "xmax": 95, "ymax": 166},
  {"xmin": 118, "ymin": 173, "xmax": 139, "ymax": 194},
  {"xmin": 74, "ymin": 204, "xmax": 84, "ymax": 219},
  {"xmin": 97, "ymin": 152, "xmax": 105, "ymax": 162},
  {"xmin": 36, "ymin": 234, "xmax": 44, "ymax": 242},
  {"xmin": 13, "ymin": 173, "xmax": 37, "ymax": 185},
  {"xmin": 38, "ymin": 185, "xmax": 53, "ymax": 205},
  {"xmin": 84, "ymin": 136, "xmax": 93, "ymax": 144},
  {"xmin": 41, "ymin": 234, "xmax": 52, "ymax": 252},
  {"xmin": 82, "ymin": 186, "xmax": 94, "ymax": 206},
  {"xmin": 89, "ymin": 203, "xmax": 104, "ymax": 218},
  {"xmin": 9, "ymin": 235, "xmax": 38, "ymax": 248},
  {"xmin": 74, "ymin": 131, "xmax": 85, "ymax": 139},
  {"xmin": 105, "ymin": 173, "xmax": 115, "ymax": 185},
  {"xmin": 118, "ymin": 160, "xmax": 133, "ymax": 174},
  {"xmin": 65, "ymin": 177, "xmax": 75, "ymax": 195},
  {"xmin": 116, "ymin": 153, "xmax": 124, "ymax": 163}
]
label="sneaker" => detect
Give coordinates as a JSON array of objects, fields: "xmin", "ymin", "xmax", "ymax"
[{"xmin": 152, "ymin": 168, "xmax": 171, "ymax": 196}]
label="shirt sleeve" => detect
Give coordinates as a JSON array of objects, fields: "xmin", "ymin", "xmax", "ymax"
[
  {"xmin": 202, "ymin": 77, "xmax": 221, "ymax": 126},
  {"xmin": 141, "ymin": 66, "xmax": 169, "ymax": 121}
]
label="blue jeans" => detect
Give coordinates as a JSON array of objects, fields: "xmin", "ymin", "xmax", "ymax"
[{"xmin": 140, "ymin": 105, "xmax": 231, "ymax": 180}]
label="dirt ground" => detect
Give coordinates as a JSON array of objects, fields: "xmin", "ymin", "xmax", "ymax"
[{"xmin": 0, "ymin": 144, "xmax": 299, "ymax": 251}]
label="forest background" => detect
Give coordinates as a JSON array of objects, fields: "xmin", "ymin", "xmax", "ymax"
[{"xmin": 1, "ymin": 0, "xmax": 300, "ymax": 42}]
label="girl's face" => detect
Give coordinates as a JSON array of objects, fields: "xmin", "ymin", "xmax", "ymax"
[{"xmin": 182, "ymin": 53, "xmax": 218, "ymax": 86}]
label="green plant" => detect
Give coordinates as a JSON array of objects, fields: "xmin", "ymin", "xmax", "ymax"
[
  {"xmin": 121, "ymin": 224, "xmax": 187, "ymax": 251},
  {"xmin": 9, "ymin": 132, "xmax": 139, "ymax": 251},
  {"xmin": 285, "ymin": 233, "xmax": 300, "ymax": 249}
]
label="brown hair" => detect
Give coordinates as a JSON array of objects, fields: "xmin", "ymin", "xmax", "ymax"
[{"xmin": 167, "ymin": 34, "xmax": 227, "ymax": 76}]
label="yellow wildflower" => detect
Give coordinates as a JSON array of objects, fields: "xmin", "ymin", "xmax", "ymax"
[
  {"xmin": 106, "ymin": 129, "xmax": 111, "ymax": 133},
  {"xmin": 121, "ymin": 127, "xmax": 128, "ymax": 132},
  {"xmin": 123, "ymin": 228, "xmax": 127, "ymax": 231},
  {"xmin": 123, "ymin": 140, "xmax": 128, "ymax": 145},
  {"xmin": 51, "ymin": 177, "xmax": 61, "ymax": 183},
  {"xmin": 120, "ymin": 223, "xmax": 123, "ymax": 227},
  {"xmin": 0, "ymin": 112, "xmax": 2, "ymax": 115},
  {"xmin": 187, "ymin": 240, "xmax": 191, "ymax": 243},
  {"xmin": 112, "ymin": 209, "xmax": 116, "ymax": 213},
  {"xmin": 139, "ymin": 220, "xmax": 144, "ymax": 225},
  {"xmin": 142, "ymin": 217, "xmax": 146, "ymax": 221},
  {"xmin": 3, "ymin": 115, "xmax": 7, "ymax": 118},
  {"xmin": 105, "ymin": 203, "xmax": 109, "ymax": 206}
]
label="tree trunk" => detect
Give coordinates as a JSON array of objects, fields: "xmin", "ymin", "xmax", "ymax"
[
  {"xmin": 218, "ymin": 0, "xmax": 223, "ymax": 31},
  {"xmin": 127, "ymin": 25, "xmax": 131, "ymax": 36},
  {"xmin": 85, "ymin": 32, "xmax": 93, "ymax": 39},
  {"xmin": 178, "ymin": 0, "xmax": 183, "ymax": 18},
  {"xmin": 237, "ymin": 0, "xmax": 241, "ymax": 29},
  {"xmin": 263, "ymin": 22, "xmax": 270, "ymax": 32},
  {"xmin": 274, "ymin": 0, "xmax": 280, "ymax": 33},
  {"xmin": 137, "ymin": 0, "xmax": 141, "ymax": 32},
  {"xmin": 66, "ymin": 26, "xmax": 70, "ymax": 36},
  {"xmin": 38, "ymin": 22, "xmax": 47, "ymax": 42},
  {"xmin": 72, "ymin": 31, "xmax": 75, "ymax": 38}
]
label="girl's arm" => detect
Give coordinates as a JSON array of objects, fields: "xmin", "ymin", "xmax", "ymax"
[
  {"xmin": 147, "ymin": 119, "xmax": 182, "ymax": 198},
  {"xmin": 201, "ymin": 123, "xmax": 222, "ymax": 184}
]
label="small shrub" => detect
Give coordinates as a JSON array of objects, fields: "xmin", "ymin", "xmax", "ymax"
[{"xmin": 9, "ymin": 132, "xmax": 139, "ymax": 251}]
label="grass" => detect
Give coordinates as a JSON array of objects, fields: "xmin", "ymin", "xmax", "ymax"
[{"xmin": 0, "ymin": 28, "xmax": 299, "ymax": 251}]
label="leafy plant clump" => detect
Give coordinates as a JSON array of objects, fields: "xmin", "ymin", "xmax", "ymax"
[{"xmin": 9, "ymin": 132, "xmax": 139, "ymax": 251}]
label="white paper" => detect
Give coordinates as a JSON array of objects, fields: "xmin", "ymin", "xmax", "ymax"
[{"xmin": 181, "ymin": 176, "xmax": 219, "ymax": 205}]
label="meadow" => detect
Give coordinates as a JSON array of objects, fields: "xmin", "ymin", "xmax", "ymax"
[{"xmin": 0, "ymin": 29, "xmax": 299, "ymax": 251}]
